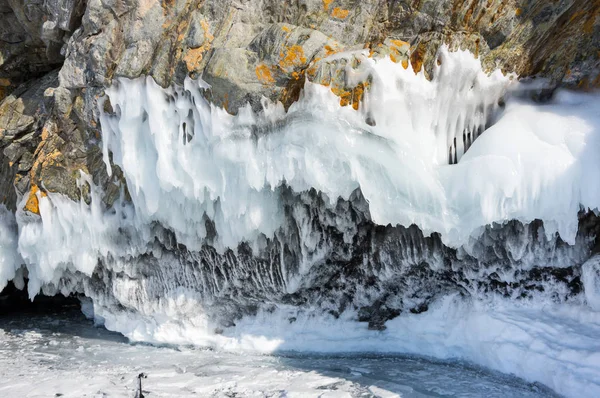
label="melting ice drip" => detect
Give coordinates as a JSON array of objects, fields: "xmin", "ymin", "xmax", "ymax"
[{"xmin": 3, "ymin": 47, "xmax": 600, "ymax": 398}]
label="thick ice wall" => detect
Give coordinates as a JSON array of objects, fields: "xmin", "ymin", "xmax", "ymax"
[
  {"xmin": 15, "ymin": 173, "xmax": 153, "ymax": 297},
  {"xmin": 101, "ymin": 47, "xmax": 600, "ymax": 250},
  {"xmin": 9, "ymin": 164, "xmax": 591, "ymax": 330},
  {"xmin": 7, "ymin": 47, "xmax": 599, "ymax": 312}
]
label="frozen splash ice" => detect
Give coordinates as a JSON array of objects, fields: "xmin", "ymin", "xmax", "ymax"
[
  {"xmin": 583, "ymin": 255, "xmax": 600, "ymax": 311},
  {"xmin": 87, "ymin": 292, "xmax": 600, "ymax": 398},
  {"xmin": 100, "ymin": 46, "xmax": 600, "ymax": 250},
  {"xmin": 15, "ymin": 172, "xmax": 151, "ymax": 297},
  {"xmin": 4, "ymin": 47, "xmax": 600, "ymax": 398}
]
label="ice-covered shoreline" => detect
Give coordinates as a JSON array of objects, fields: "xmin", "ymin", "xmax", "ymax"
[
  {"xmin": 2, "ymin": 48, "xmax": 600, "ymax": 397},
  {"xmin": 0, "ymin": 308, "xmax": 560, "ymax": 398},
  {"xmin": 89, "ymin": 293, "xmax": 600, "ymax": 398}
]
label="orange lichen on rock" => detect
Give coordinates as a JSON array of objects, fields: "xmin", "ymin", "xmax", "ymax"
[
  {"xmin": 411, "ymin": 56, "xmax": 424, "ymax": 73},
  {"xmin": 388, "ymin": 39, "xmax": 410, "ymax": 64},
  {"xmin": 322, "ymin": 0, "xmax": 333, "ymax": 11},
  {"xmin": 279, "ymin": 45, "xmax": 308, "ymax": 71},
  {"xmin": 306, "ymin": 63, "xmax": 320, "ymax": 81},
  {"xmin": 176, "ymin": 19, "xmax": 190, "ymax": 42},
  {"xmin": 255, "ymin": 63, "xmax": 275, "ymax": 84},
  {"xmin": 183, "ymin": 47, "xmax": 207, "ymax": 71},
  {"xmin": 515, "ymin": 8, "xmax": 522, "ymax": 16},
  {"xmin": 280, "ymin": 70, "xmax": 307, "ymax": 110},
  {"xmin": 331, "ymin": 87, "xmax": 351, "ymax": 106},
  {"xmin": 331, "ymin": 7, "xmax": 349, "ymax": 19},
  {"xmin": 200, "ymin": 20, "xmax": 214, "ymax": 42},
  {"xmin": 410, "ymin": 43, "xmax": 426, "ymax": 74},
  {"xmin": 350, "ymin": 82, "xmax": 367, "ymax": 110},
  {"xmin": 24, "ymin": 185, "xmax": 46, "ymax": 215},
  {"xmin": 366, "ymin": 43, "xmax": 383, "ymax": 58},
  {"xmin": 390, "ymin": 39, "xmax": 409, "ymax": 47},
  {"xmin": 183, "ymin": 19, "xmax": 214, "ymax": 72},
  {"xmin": 331, "ymin": 81, "xmax": 369, "ymax": 110},
  {"xmin": 282, "ymin": 25, "xmax": 291, "ymax": 33},
  {"xmin": 462, "ymin": 0, "xmax": 481, "ymax": 27},
  {"xmin": 29, "ymin": 121, "xmax": 64, "ymax": 188},
  {"xmin": 40, "ymin": 123, "xmax": 52, "ymax": 141},
  {"xmin": 31, "ymin": 148, "xmax": 62, "ymax": 178},
  {"xmin": 324, "ymin": 44, "xmax": 339, "ymax": 57}
]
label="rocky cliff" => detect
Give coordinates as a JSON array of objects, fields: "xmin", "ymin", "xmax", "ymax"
[{"xmin": 1, "ymin": 4, "xmax": 600, "ymax": 394}]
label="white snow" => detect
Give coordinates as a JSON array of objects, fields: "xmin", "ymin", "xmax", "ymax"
[
  {"xmin": 0, "ymin": 310, "xmax": 557, "ymax": 398},
  {"xmin": 90, "ymin": 294, "xmax": 600, "ymax": 398}
]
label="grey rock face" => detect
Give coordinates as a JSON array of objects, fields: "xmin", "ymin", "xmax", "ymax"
[
  {"xmin": 46, "ymin": 0, "xmax": 87, "ymax": 32},
  {"xmin": 0, "ymin": 72, "xmax": 58, "ymax": 208},
  {"xmin": 0, "ymin": 0, "xmax": 86, "ymax": 96}
]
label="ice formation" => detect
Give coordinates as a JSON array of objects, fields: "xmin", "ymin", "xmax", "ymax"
[
  {"xmin": 582, "ymin": 255, "xmax": 600, "ymax": 311},
  {"xmin": 99, "ymin": 48, "xmax": 600, "ymax": 251},
  {"xmin": 0, "ymin": 205, "xmax": 21, "ymax": 291},
  {"xmin": 3, "ymin": 47, "xmax": 600, "ymax": 397}
]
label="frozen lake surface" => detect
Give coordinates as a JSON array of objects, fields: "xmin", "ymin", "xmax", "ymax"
[{"xmin": 0, "ymin": 306, "xmax": 559, "ymax": 397}]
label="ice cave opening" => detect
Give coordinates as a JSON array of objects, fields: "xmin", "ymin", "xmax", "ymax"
[{"xmin": 0, "ymin": 280, "xmax": 79, "ymax": 315}]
